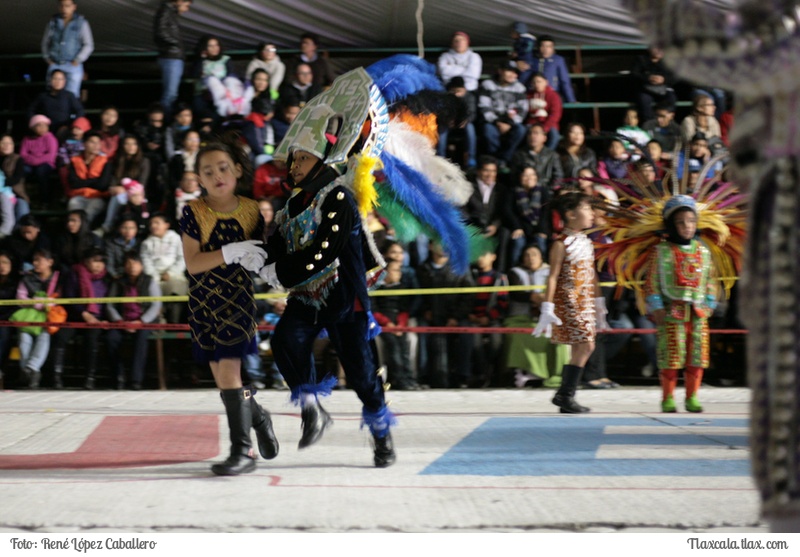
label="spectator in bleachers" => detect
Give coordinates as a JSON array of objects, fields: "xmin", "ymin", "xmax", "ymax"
[
  {"xmin": 535, "ymin": 35, "xmax": 576, "ymax": 103},
  {"xmin": 52, "ymin": 246, "xmax": 111, "ymax": 389},
  {"xmin": 288, "ymin": 32, "xmax": 336, "ymax": 89},
  {"xmin": 167, "ymin": 129, "xmax": 200, "ymax": 192},
  {"xmin": 680, "ymin": 93, "xmax": 722, "ymax": 146},
  {"xmin": 171, "ymin": 171, "xmax": 202, "ymax": 222},
  {"xmin": 524, "ymin": 73, "xmax": 562, "ymax": 150},
  {"xmin": 272, "ymin": 98, "xmax": 301, "ymax": 146},
  {"xmin": 253, "ymin": 160, "xmax": 288, "ymax": 204},
  {"xmin": 154, "ymin": 0, "xmax": 193, "ymax": 118},
  {"xmin": 504, "ymin": 164, "xmax": 548, "ymax": 265},
  {"xmin": 278, "ymin": 63, "xmax": 322, "ymax": 110},
  {"xmin": 54, "ymin": 209, "xmax": 101, "ymax": 272},
  {"xmin": 1, "ymin": 134, "xmax": 30, "ymax": 217},
  {"xmin": 246, "ymin": 42, "xmax": 286, "ymax": 93},
  {"xmin": 509, "ymin": 22, "xmax": 537, "ymax": 88},
  {"xmin": 0, "ymin": 250, "xmax": 19, "ymax": 388},
  {"xmin": 503, "ymin": 244, "xmax": 570, "ymax": 388},
  {"xmin": 437, "ymin": 31, "xmax": 483, "ymax": 92},
  {"xmin": 140, "ymin": 212, "xmax": 186, "ymax": 323},
  {"xmin": 100, "ymin": 136, "xmax": 151, "ymax": 232},
  {"xmin": 633, "ymin": 158, "xmax": 663, "ymax": 193},
  {"xmin": 57, "ymin": 116, "xmax": 89, "ymax": 170},
  {"xmin": 41, "ymin": 0, "xmax": 94, "ymax": 99},
  {"xmin": 616, "ymin": 108, "xmax": 652, "ymax": 160},
  {"xmin": 192, "ymin": 35, "xmax": 253, "ymax": 120},
  {"xmin": 511, "ymin": 123, "xmax": 564, "ymax": 194},
  {"xmin": 106, "ymin": 250, "xmax": 163, "ymax": 390},
  {"xmin": 103, "ymin": 213, "xmax": 141, "ymax": 280},
  {"xmin": 436, "ymin": 76, "xmax": 478, "ymax": 170},
  {"xmin": 241, "ymin": 69, "xmax": 276, "ymax": 165},
  {"xmin": 675, "ymin": 132, "xmax": 724, "ymax": 183},
  {"xmin": 164, "ymin": 103, "xmax": 193, "ymax": 161},
  {"xmin": 467, "ymin": 248, "xmax": 509, "ymax": 387},
  {"xmin": 719, "ymin": 92, "xmax": 734, "ymax": 147},
  {"xmin": 97, "ymin": 106, "xmax": 124, "ymax": 160},
  {"xmin": 645, "ymin": 139, "xmax": 668, "ymax": 176},
  {"xmin": 21, "ymin": 115, "xmax": 59, "ymax": 204},
  {"xmin": 1, "ymin": 214, "xmax": 52, "ymax": 275},
  {"xmin": 416, "ymin": 241, "xmax": 474, "ymax": 388},
  {"xmin": 642, "ymin": 101, "xmax": 681, "ymax": 159},
  {"xmin": 257, "ymin": 196, "xmax": 278, "ymax": 237},
  {"xmin": 478, "ymin": 63, "xmax": 528, "ymax": 169},
  {"xmin": 597, "ymin": 138, "xmax": 630, "ymax": 180},
  {"xmin": 27, "ymin": 70, "xmax": 84, "ymax": 139},
  {"xmin": 0, "ymin": 194, "xmax": 14, "ymax": 238},
  {"xmin": 100, "ymin": 178, "xmax": 149, "ymax": 238},
  {"xmin": 133, "ymin": 102, "xmax": 167, "ymax": 161},
  {"xmin": 66, "ymin": 130, "xmax": 111, "ymax": 225},
  {"xmin": 557, "ymin": 122, "xmax": 597, "ymax": 178},
  {"xmin": 464, "ymin": 155, "xmax": 505, "ymax": 242},
  {"xmin": 15, "ymin": 247, "xmax": 62, "ymax": 389},
  {"xmin": 631, "ymin": 47, "xmax": 677, "ymax": 122}
]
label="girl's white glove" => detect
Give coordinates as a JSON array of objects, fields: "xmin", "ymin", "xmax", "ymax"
[
  {"xmin": 595, "ymin": 296, "xmax": 609, "ymax": 331},
  {"xmin": 532, "ymin": 302, "xmax": 562, "ymax": 338},
  {"xmin": 221, "ymin": 240, "xmax": 264, "ymax": 265}
]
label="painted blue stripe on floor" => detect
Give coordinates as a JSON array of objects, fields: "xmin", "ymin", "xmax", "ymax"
[{"xmin": 421, "ymin": 417, "xmax": 750, "ymax": 477}]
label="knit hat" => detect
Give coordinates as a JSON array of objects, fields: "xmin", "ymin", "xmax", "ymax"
[
  {"xmin": 513, "ymin": 22, "xmax": 528, "ymax": 34},
  {"xmin": 121, "ymin": 178, "xmax": 145, "ymax": 196},
  {"xmin": 72, "ymin": 117, "xmax": 91, "ymax": 132},
  {"xmin": 452, "ymin": 31, "xmax": 470, "ymax": 44},
  {"xmin": 29, "ymin": 114, "xmax": 51, "ymax": 129}
]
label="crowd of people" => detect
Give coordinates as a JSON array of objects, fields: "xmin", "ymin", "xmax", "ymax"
[{"xmin": 0, "ymin": 0, "xmax": 739, "ymax": 394}]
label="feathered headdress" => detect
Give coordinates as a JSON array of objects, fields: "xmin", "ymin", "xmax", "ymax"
[{"xmin": 593, "ymin": 156, "xmax": 747, "ymax": 314}]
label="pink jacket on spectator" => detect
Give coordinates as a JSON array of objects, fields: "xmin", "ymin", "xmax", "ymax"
[{"xmin": 20, "ymin": 132, "xmax": 59, "ymax": 168}]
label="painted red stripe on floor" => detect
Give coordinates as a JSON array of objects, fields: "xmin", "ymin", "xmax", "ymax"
[{"xmin": 0, "ymin": 415, "xmax": 219, "ymax": 470}]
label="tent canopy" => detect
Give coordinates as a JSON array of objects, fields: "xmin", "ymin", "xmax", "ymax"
[{"xmin": 3, "ymin": 0, "xmax": 735, "ymax": 57}]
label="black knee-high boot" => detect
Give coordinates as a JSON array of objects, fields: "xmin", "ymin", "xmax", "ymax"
[
  {"xmin": 211, "ymin": 388, "xmax": 256, "ymax": 476},
  {"xmin": 552, "ymin": 364, "xmax": 590, "ymax": 414},
  {"xmin": 247, "ymin": 388, "xmax": 279, "ymax": 460}
]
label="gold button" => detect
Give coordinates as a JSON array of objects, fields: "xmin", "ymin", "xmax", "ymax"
[
  {"xmin": 328, "ymin": 212, "xmax": 336, "ymax": 218},
  {"xmin": 336, "ymin": 192, "xmax": 345, "ymax": 200},
  {"xmin": 332, "ymin": 225, "xmax": 339, "ymax": 232},
  {"xmin": 306, "ymin": 263, "xmax": 314, "ymax": 270},
  {"xmin": 314, "ymin": 253, "xmax": 322, "ymax": 260},
  {"xmin": 322, "ymin": 241, "xmax": 329, "ymax": 248}
]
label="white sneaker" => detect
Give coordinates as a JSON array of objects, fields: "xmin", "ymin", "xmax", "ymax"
[{"xmin": 641, "ymin": 363, "xmax": 654, "ymax": 377}]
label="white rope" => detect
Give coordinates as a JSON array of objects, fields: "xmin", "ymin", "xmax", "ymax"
[{"xmin": 416, "ymin": 0, "xmax": 425, "ymax": 58}]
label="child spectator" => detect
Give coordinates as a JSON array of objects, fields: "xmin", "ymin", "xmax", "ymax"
[
  {"xmin": 1, "ymin": 214, "xmax": 52, "ymax": 273},
  {"xmin": 241, "ymin": 69, "xmax": 276, "ymax": 164},
  {"xmin": 253, "ymin": 159, "xmax": 288, "ymax": 203},
  {"xmin": 246, "ymin": 42, "xmax": 286, "ymax": 93},
  {"xmin": 645, "ymin": 196, "xmax": 716, "ymax": 413},
  {"xmin": 97, "ymin": 106, "xmax": 125, "ymax": 159},
  {"xmin": 504, "ymin": 244, "xmax": 570, "ymax": 388},
  {"xmin": 1, "ymin": 135, "xmax": 28, "ymax": 208},
  {"xmin": 192, "ymin": 35, "xmax": 253, "ymax": 119},
  {"xmin": 97, "ymin": 136, "xmax": 152, "ymax": 235},
  {"xmin": 416, "ymin": 241, "xmax": 474, "ymax": 388},
  {"xmin": 525, "ymin": 73, "xmax": 563, "ymax": 149},
  {"xmin": 52, "ymin": 246, "xmax": 112, "ymax": 389},
  {"xmin": 256, "ymin": 196, "xmax": 278, "ymax": 237},
  {"xmin": 509, "ymin": 22, "xmax": 537, "ymax": 87},
  {"xmin": 164, "ymin": 103, "xmax": 194, "ymax": 160},
  {"xmin": 167, "ymin": 129, "xmax": 201, "ymax": 191},
  {"xmin": 597, "ymin": 138, "xmax": 630, "ymax": 180},
  {"xmin": 0, "ymin": 250, "xmax": 19, "ymax": 389},
  {"xmin": 58, "ymin": 116, "xmax": 90, "ymax": 168},
  {"xmin": 642, "ymin": 102, "xmax": 681, "ymax": 158},
  {"xmin": 616, "ymin": 108, "xmax": 652, "ymax": 160},
  {"xmin": 106, "ymin": 251, "xmax": 163, "ymax": 390},
  {"xmin": 103, "ymin": 214, "xmax": 141, "ymax": 280},
  {"xmin": 533, "ymin": 192, "xmax": 608, "ymax": 413},
  {"xmin": 173, "ymin": 171, "xmax": 202, "ymax": 221},
  {"xmin": 436, "ymin": 76, "xmax": 478, "ymax": 169},
  {"xmin": 535, "ymin": 35, "xmax": 576, "ymax": 103},
  {"xmin": 66, "ymin": 130, "xmax": 112, "ymax": 225},
  {"xmin": 140, "ymin": 212, "xmax": 187, "ymax": 323},
  {"xmin": 54, "ymin": 209, "xmax": 101, "ymax": 272},
  {"xmin": 478, "ymin": 63, "xmax": 528, "ymax": 168},
  {"xmin": 468, "ymin": 249, "xmax": 509, "ymax": 387},
  {"xmin": 133, "ymin": 102, "xmax": 167, "ymax": 162},
  {"xmin": 20, "ymin": 115, "xmax": 59, "ymax": 203},
  {"xmin": 15, "ymin": 248, "xmax": 61, "ymax": 389}
]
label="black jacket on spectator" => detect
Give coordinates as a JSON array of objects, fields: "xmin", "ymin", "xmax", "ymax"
[
  {"xmin": 27, "ymin": 90, "xmax": 84, "ymax": 134},
  {"xmin": 154, "ymin": 1, "xmax": 186, "ymax": 60}
]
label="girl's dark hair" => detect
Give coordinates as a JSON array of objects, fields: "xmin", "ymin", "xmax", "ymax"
[
  {"xmin": 17, "ymin": 214, "xmax": 41, "ymax": 229},
  {"xmin": 100, "ymin": 105, "xmax": 121, "ymax": 135},
  {"xmin": 32, "ymin": 247, "xmax": 54, "ymax": 261},
  {"xmin": 113, "ymin": 135, "xmax": 144, "ymax": 183},
  {"xmin": 82, "ymin": 246, "xmax": 106, "ymax": 262},
  {"xmin": 123, "ymin": 250, "xmax": 143, "ymax": 264},
  {"xmin": 553, "ymin": 191, "xmax": 592, "ymax": 220},
  {"xmin": 197, "ymin": 34, "xmax": 223, "ymax": 60},
  {"xmin": 195, "ymin": 131, "xmax": 253, "ymax": 192}
]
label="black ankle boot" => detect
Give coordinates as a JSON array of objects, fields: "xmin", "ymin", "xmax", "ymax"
[
  {"xmin": 298, "ymin": 400, "xmax": 332, "ymax": 449},
  {"xmin": 211, "ymin": 388, "xmax": 256, "ymax": 476},
  {"xmin": 372, "ymin": 431, "xmax": 396, "ymax": 468},
  {"xmin": 552, "ymin": 365, "xmax": 590, "ymax": 414},
  {"xmin": 250, "ymin": 395, "xmax": 279, "ymax": 460},
  {"xmin": 27, "ymin": 368, "xmax": 41, "ymax": 390}
]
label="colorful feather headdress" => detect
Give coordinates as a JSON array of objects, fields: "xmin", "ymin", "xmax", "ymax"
[
  {"xmin": 274, "ymin": 54, "xmax": 482, "ymax": 274},
  {"xmin": 593, "ymin": 155, "xmax": 747, "ymax": 314}
]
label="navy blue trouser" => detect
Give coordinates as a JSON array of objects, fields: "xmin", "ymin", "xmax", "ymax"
[{"xmin": 271, "ymin": 304, "xmax": 385, "ymax": 412}]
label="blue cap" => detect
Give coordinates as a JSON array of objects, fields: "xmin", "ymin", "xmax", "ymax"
[{"xmin": 662, "ymin": 194, "xmax": 697, "ymax": 220}]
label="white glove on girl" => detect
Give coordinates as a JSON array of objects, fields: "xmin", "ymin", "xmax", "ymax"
[
  {"xmin": 532, "ymin": 302, "xmax": 562, "ymax": 338},
  {"xmin": 221, "ymin": 240, "xmax": 264, "ymax": 265}
]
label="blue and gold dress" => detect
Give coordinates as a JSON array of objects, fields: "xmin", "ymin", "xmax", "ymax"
[{"xmin": 179, "ymin": 196, "xmax": 264, "ymax": 362}]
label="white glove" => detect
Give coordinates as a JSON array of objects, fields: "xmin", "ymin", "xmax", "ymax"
[
  {"xmin": 595, "ymin": 296, "xmax": 609, "ymax": 331},
  {"xmin": 239, "ymin": 250, "xmax": 266, "ymax": 272},
  {"xmin": 259, "ymin": 262, "xmax": 282, "ymax": 289},
  {"xmin": 532, "ymin": 301, "xmax": 562, "ymax": 338},
  {"xmin": 221, "ymin": 240, "xmax": 264, "ymax": 265}
]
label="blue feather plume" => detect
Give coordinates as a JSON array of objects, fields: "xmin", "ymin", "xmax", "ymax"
[
  {"xmin": 366, "ymin": 54, "xmax": 444, "ymax": 104},
  {"xmin": 379, "ymin": 152, "xmax": 470, "ymax": 274}
]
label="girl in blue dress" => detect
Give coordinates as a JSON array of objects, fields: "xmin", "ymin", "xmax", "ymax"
[{"xmin": 180, "ymin": 135, "xmax": 278, "ymax": 476}]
